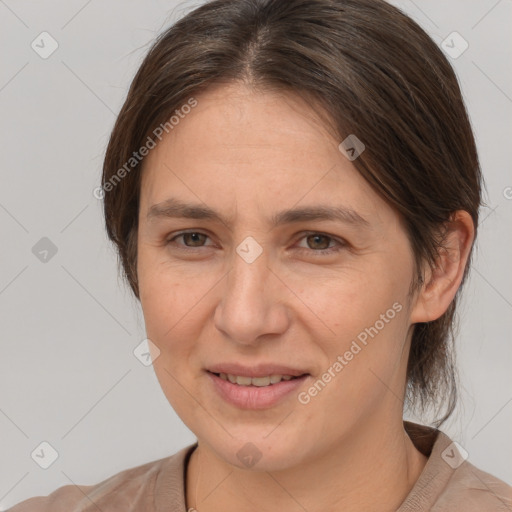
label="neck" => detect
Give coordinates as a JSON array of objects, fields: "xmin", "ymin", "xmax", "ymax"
[{"xmin": 186, "ymin": 417, "xmax": 428, "ymax": 512}]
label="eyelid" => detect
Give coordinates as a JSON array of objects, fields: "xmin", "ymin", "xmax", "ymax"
[
  {"xmin": 167, "ymin": 229, "xmax": 348, "ymax": 254},
  {"xmin": 167, "ymin": 230, "xmax": 216, "ymax": 247},
  {"xmin": 296, "ymin": 230, "xmax": 346, "ymax": 244},
  {"xmin": 293, "ymin": 230, "xmax": 348, "ymax": 254}
]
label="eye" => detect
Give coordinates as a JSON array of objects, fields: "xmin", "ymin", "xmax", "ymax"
[
  {"xmin": 166, "ymin": 230, "xmax": 347, "ymax": 256},
  {"xmin": 167, "ymin": 231, "xmax": 212, "ymax": 249},
  {"xmin": 295, "ymin": 232, "xmax": 346, "ymax": 256}
]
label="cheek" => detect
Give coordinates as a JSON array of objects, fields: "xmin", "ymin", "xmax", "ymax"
[
  {"xmin": 139, "ymin": 276, "xmax": 182, "ymax": 338},
  {"xmin": 138, "ymin": 252, "xmax": 187, "ymax": 352},
  {"xmin": 139, "ymin": 265, "xmax": 203, "ymax": 415},
  {"xmin": 138, "ymin": 244, "xmax": 190, "ymax": 319},
  {"xmin": 300, "ymin": 260, "xmax": 411, "ymax": 390},
  {"xmin": 301, "ymin": 310, "xmax": 410, "ymax": 433},
  {"xmin": 287, "ymin": 265, "xmax": 399, "ymax": 345},
  {"xmin": 137, "ymin": 253, "xmax": 216, "ymax": 359}
]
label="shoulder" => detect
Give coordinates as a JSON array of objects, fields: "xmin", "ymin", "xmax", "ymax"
[
  {"xmin": 401, "ymin": 422, "xmax": 512, "ymax": 511},
  {"xmin": 434, "ymin": 459, "xmax": 512, "ymax": 511},
  {"xmin": 7, "ymin": 444, "xmax": 196, "ymax": 512}
]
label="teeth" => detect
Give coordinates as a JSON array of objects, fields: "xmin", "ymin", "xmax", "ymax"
[
  {"xmin": 217, "ymin": 373, "xmax": 298, "ymax": 386},
  {"xmin": 236, "ymin": 375, "xmax": 252, "ymax": 386}
]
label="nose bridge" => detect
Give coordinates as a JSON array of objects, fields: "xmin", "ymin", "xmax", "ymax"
[
  {"xmin": 230, "ymin": 249, "xmax": 266, "ymax": 302},
  {"xmin": 214, "ymin": 236, "xmax": 287, "ymax": 344}
]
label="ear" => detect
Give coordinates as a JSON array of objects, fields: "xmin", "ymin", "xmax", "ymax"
[{"xmin": 410, "ymin": 210, "xmax": 475, "ymax": 324}]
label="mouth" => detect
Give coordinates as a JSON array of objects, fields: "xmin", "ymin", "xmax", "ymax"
[
  {"xmin": 205, "ymin": 367, "xmax": 311, "ymax": 409},
  {"xmin": 208, "ymin": 371, "xmax": 306, "ymax": 387}
]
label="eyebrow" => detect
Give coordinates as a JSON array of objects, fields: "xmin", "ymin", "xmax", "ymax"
[{"xmin": 146, "ymin": 198, "xmax": 370, "ymax": 229}]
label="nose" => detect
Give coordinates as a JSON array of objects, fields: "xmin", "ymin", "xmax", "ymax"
[{"xmin": 213, "ymin": 240, "xmax": 290, "ymax": 346}]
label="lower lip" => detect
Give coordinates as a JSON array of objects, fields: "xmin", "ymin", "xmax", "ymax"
[{"xmin": 207, "ymin": 372, "xmax": 309, "ymax": 410}]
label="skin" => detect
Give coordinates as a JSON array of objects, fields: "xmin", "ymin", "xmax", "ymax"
[{"xmin": 136, "ymin": 82, "xmax": 474, "ymax": 511}]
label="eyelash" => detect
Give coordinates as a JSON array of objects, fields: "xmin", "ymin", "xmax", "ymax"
[{"xmin": 166, "ymin": 230, "xmax": 347, "ymax": 256}]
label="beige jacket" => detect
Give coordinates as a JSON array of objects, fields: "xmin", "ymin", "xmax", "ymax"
[{"xmin": 8, "ymin": 422, "xmax": 512, "ymax": 511}]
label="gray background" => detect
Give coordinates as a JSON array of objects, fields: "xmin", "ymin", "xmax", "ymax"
[{"xmin": 0, "ymin": 0, "xmax": 511, "ymax": 507}]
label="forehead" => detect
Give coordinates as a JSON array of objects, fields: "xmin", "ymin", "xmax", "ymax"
[
  {"xmin": 138, "ymin": 82, "xmax": 390, "ymax": 227},
  {"xmin": 141, "ymin": 83, "xmax": 336, "ymax": 173},
  {"xmin": 150, "ymin": 83, "xmax": 337, "ymax": 158}
]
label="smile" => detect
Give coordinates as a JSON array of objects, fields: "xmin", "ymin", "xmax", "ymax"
[
  {"xmin": 207, "ymin": 370, "xmax": 310, "ymax": 409},
  {"xmin": 215, "ymin": 372, "xmax": 299, "ymax": 387}
]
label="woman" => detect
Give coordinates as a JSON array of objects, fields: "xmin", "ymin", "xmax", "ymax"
[{"xmin": 10, "ymin": 0, "xmax": 511, "ymax": 510}]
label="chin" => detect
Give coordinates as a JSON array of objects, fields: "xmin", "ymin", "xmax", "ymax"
[{"xmin": 204, "ymin": 429, "xmax": 312, "ymax": 472}]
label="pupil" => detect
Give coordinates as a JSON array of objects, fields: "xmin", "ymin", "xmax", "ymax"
[
  {"xmin": 308, "ymin": 234, "xmax": 329, "ymax": 250},
  {"xmin": 186, "ymin": 233, "xmax": 204, "ymax": 246}
]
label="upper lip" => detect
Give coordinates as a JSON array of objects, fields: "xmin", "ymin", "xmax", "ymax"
[{"xmin": 207, "ymin": 363, "xmax": 310, "ymax": 378}]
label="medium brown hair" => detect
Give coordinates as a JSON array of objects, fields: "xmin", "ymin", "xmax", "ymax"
[{"xmin": 101, "ymin": 0, "xmax": 482, "ymax": 425}]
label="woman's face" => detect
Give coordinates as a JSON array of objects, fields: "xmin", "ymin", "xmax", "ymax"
[{"xmin": 137, "ymin": 82, "xmax": 420, "ymax": 471}]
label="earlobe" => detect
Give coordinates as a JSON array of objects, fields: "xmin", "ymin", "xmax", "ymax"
[{"xmin": 410, "ymin": 211, "xmax": 475, "ymax": 324}]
